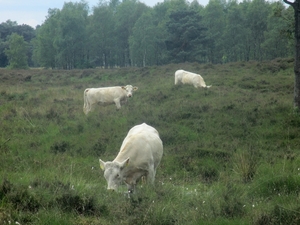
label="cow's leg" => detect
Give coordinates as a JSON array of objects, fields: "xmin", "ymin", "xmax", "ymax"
[
  {"xmin": 114, "ymin": 100, "xmax": 121, "ymax": 109},
  {"xmin": 83, "ymin": 90, "xmax": 89, "ymax": 115},
  {"xmin": 83, "ymin": 108, "xmax": 88, "ymax": 115},
  {"xmin": 86, "ymin": 108, "xmax": 91, "ymax": 115},
  {"xmin": 84, "ymin": 101, "xmax": 91, "ymax": 115},
  {"xmin": 194, "ymin": 84, "xmax": 199, "ymax": 88},
  {"xmin": 126, "ymin": 183, "xmax": 136, "ymax": 194},
  {"xmin": 86, "ymin": 102, "xmax": 91, "ymax": 114},
  {"xmin": 146, "ymin": 168, "xmax": 155, "ymax": 185}
]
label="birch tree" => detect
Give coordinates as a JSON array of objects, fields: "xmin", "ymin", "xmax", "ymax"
[{"xmin": 283, "ymin": 0, "xmax": 300, "ymax": 108}]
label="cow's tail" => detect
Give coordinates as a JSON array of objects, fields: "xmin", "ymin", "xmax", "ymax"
[
  {"xmin": 206, "ymin": 85, "xmax": 212, "ymax": 89},
  {"xmin": 83, "ymin": 89, "xmax": 89, "ymax": 115},
  {"xmin": 175, "ymin": 74, "xmax": 178, "ymax": 85}
]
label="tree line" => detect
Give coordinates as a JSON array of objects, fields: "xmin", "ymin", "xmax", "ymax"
[{"xmin": 0, "ymin": 0, "xmax": 294, "ymax": 69}]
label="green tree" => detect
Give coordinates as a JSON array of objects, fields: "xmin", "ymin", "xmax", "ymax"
[
  {"xmin": 283, "ymin": 0, "xmax": 300, "ymax": 108},
  {"xmin": 5, "ymin": 33, "xmax": 28, "ymax": 69},
  {"xmin": 165, "ymin": 7, "xmax": 207, "ymax": 63},
  {"xmin": 261, "ymin": 2, "xmax": 293, "ymax": 60},
  {"xmin": 34, "ymin": 2, "xmax": 89, "ymax": 69},
  {"xmin": 88, "ymin": 2, "xmax": 116, "ymax": 68},
  {"xmin": 0, "ymin": 20, "xmax": 35, "ymax": 67},
  {"xmin": 203, "ymin": 0, "xmax": 226, "ymax": 63},
  {"xmin": 0, "ymin": 36, "xmax": 8, "ymax": 67},
  {"xmin": 32, "ymin": 8, "xmax": 60, "ymax": 68},
  {"xmin": 151, "ymin": 1, "xmax": 174, "ymax": 65},
  {"xmin": 245, "ymin": 0, "xmax": 270, "ymax": 61},
  {"xmin": 129, "ymin": 11, "xmax": 158, "ymax": 66},
  {"xmin": 114, "ymin": 0, "xmax": 149, "ymax": 66},
  {"xmin": 54, "ymin": 2, "xmax": 89, "ymax": 69},
  {"xmin": 222, "ymin": 1, "xmax": 247, "ymax": 62}
]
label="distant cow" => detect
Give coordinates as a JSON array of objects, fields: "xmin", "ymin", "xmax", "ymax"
[
  {"xmin": 99, "ymin": 123, "xmax": 163, "ymax": 193},
  {"xmin": 175, "ymin": 70, "xmax": 211, "ymax": 89},
  {"xmin": 83, "ymin": 85, "xmax": 138, "ymax": 115}
]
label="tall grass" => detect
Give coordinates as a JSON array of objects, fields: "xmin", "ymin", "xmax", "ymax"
[{"xmin": 1, "ymin": 59, "xmax": 300, "ymax": 224}]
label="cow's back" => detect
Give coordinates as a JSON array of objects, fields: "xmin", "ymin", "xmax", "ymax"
[
  {"xmin": 181, "ymin": 71, "xmax": 198, "ymax": 85},
  {"xmin": 96, "ymin": 86, "xmax": 124, "ymax": 98},
  {"xmin": 89, "ymin": 87, "xmax": 125, "ymax": 103},
  {"xmin": 126, "ymin": 123, "xmax": 159, "ymax": 137},
  {"xmin": 179, "ymin": 70, "xmax": 207, "ymax": 88},
  {"xmin": 115, "ymin": 123, "xmax": 163, "ymax": 170}
]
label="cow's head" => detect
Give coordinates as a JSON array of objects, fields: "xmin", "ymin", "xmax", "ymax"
[
  {"xmin": 122, "ymin": 85, "xmax": 138, "ymax": 98},
  {"xmin": 99, "ymin": 158, "xmax": 130, "ymax": 191}
]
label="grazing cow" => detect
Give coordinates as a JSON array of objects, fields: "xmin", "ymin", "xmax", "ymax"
[
  {"xmin": 99, "ymin": 123, "xmax": 163, "ymax": 193},
  {"xmin": 83, "ymin": 85, "xmax": 138, "ymax": 115},
  {"xmin": 175, "ymin": 70, "xmax": 211, "ymax": 89}
]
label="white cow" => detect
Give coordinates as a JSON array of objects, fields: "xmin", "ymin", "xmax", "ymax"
[
  {"xmin": 83, "ymin": 85, "xmax": 138, "ymax": 115},
  {"xmin": 175, "ymin": 70, "xmax": 211, "ymax": 89},
  {"xmin": 99, "ymin": 123, "xmax": 163, "ymax": 193}
]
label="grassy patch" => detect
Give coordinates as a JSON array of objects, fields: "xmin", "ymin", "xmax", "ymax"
[{"xmin": 0, "ymin": 59, "xmax": 298, "ymax": 224}]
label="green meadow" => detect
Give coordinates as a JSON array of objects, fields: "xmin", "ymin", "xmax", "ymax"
[{"xmin": 1, "ymin": 58, "xmax": 300, "ymax": 224}]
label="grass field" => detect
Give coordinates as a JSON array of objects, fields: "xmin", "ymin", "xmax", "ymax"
[{"xmin": 1, "ymin": 58, "xmax": 300, "ymax": 224}]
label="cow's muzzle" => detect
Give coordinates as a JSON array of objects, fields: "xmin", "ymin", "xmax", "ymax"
[{"xmin": 107, "ymin": 188, "xmax": 115, "ymax": 192}]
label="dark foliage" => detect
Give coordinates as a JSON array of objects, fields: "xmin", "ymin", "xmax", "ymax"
[
  {"xmin": 46, "ymin": 108, "xmax": 61, "ymax": 122},
  {"xmin": 220, "ymin": 184, "xmax": 246, "ymax": 218},
  {"xmin": 166, "ymin": 8, "xmax": 207, "ymax": 63},
  {"xmin": 252, "ymin": 175, "xmax": 300, "ymax": 199},
  {"xmin": 0, "ymin": 179, "xmax": 40, "ymax": 213},
  {"xmin": 31, "ymin": 179, "xmax": 70, "ymax": 193},
  {"xmin": 255, "ymin": 205, "xmax": 300, "ymax": 225},
  {"xmin": 50, "ymin": 141, "xmax": 71, "ymax": 154},
  {"xmin": 56, "ymin": 193, "xmax": 99, "ymax": 215}
]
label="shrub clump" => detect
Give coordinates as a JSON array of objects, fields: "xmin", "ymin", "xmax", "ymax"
[
  {"xmin": 219, "ymin": 184, "xmax": 246, "ymax": 218},
  {"xmin": 55, "ymin": 193, "xmax": 108, "ymax": 216},
  {"xmin": 46, "ymin": 108, "xmax": 61, "ymax": 122},
  {"xmin": 255, "ymin": 175, "xmax": 300, "ymax": 197},
  {"xmin": 233, "ymin": 150, "xmax": 258, "ymax": 183},
  {"xmin": 0, "ymin": 179, "xmax": 40, "ymax": 213},
  {"xmin": 91, "ymin": 137, "xmax": 109, "ymax": 156},
  {"xmin": 255, "ymin": 205, "xmax": 300, "ymax": 225},
  {"xmin": 50, "ymin": 141, "xmax": 70, "ymax": 154}
]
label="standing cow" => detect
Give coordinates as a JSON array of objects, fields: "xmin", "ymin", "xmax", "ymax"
[
  {"xmin": 99, "ymin": 123, "xmax": 163, "ymax": 193},
  {"xmin": 175, "ymin": 70, "xmax": 211, "ymax": 89},
  {"xmin": 83, "ymin": 85, "xmax": 138, "ymax": 115}
]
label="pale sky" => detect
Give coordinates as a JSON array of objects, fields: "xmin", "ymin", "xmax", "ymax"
[{"xmin": 0, "ymin": 0, "xmax": 210, "ymax": 28}]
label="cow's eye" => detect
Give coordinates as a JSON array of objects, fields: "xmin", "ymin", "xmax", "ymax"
[{"xmin": 116, "ymin": 174, "xmax": 119, "ymax": 178}]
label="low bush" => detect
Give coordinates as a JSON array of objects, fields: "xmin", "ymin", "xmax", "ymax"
[
  {"xmin": 50, "ymin": 141, "xmax": 71, "ymax": 154},
  {"xmin": 254, "ymin": 175, "xmax": 300, "ymax": 197},
  {"xmin": 255, "ymin": 205, "xmax": 300, "ymax": 225},
  {"xmin": 233, "ymin": 149, "xmax": 259, "ymax": 182}
]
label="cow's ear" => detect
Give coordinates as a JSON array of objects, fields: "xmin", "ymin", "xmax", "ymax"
[
  {"xmin": 121, "ymin": 86, "xmax": 126, "ymax": 90},
  {"xmin": 99, "ymin": 159, "xmax": 106, "ymax": 171},
  {"xmin": 120, "ymin": 157, "xmax": 130, "ymax": 169},
  {"xmin": 133, "ymin": 87, "xmax": 138, "ymax": 91}
]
